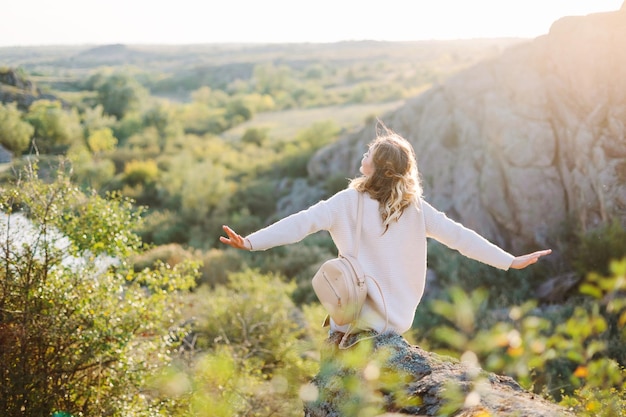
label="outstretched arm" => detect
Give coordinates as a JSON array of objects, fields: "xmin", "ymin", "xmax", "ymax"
[
  {"xmin": 510, "ymin": 249, "xmax": 552, "ymax": 269},
  {"xmin": 219, "ymin": 225, "xmax": 252, "ymax": 250}
]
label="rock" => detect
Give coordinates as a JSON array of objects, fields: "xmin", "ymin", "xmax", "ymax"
[
  {"xmin": 307, "ymin": 6, "xmax": 626, "ymax": 254},
  {"xmin": 275, "ymin": 178, "xmax": 327, "ymax": 220},
  {"xmin": 0, "ymin": 144, "xmax": 12, "ymax": 164},
  {"xmin": 0, "ymin": 68, "xmax": 62, "ymax": 110},
  {"xmin": 303, "ymin": 332, "xmax": 574, "ymax": 417},
  {"xmin": 535, "ymin": 272, "xmax": 581, "ymax": 303}
]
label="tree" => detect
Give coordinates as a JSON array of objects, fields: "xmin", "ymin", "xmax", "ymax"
[
  {"xmin": 81, "ymin": 104, "xmax": 116, "ymax": 135},
  {"xmin": 87, "ymin": 127, "xmax": 118, "ymax": 155},
  {"xmin": 95, "ymin": 73, "xmax": 148, "ymax": 119},
  {"xmin": 142, "ymin": 103, "xmax": 183, "ymax": 151},
  {"xmin": 25, "ymin": 100, "xmax": 82, "ymax": 153},
  {"xmin": 225, "ymin": 98, "xmax": 253, "ymax": 124},
  {"xmin": 0, "ymin": 102, "xmax": 34, "ymax": 154},
  {"xmin": 241, "ymin": 127, "xmax": 269, "ymax": 146},
  {"xmin": 253, "ymin": 63, "xmax": 293, "ymax": 95},
  {"xmin": 190, "ymin": 86, "xmax": 229, "ymax": 107},
  {"xmin": 0, "ymin": 163, "xmax": 197, "ymax": 416}
]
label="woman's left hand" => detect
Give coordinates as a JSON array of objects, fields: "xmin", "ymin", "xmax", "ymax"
[{"xmin": 510, "ymin": 249, "xmax": 552, "ymax": 269}]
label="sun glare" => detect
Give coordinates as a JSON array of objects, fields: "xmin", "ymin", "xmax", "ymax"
[{"xmin": 1, "ymin": 0, "xmax": 623, "ymax": 46}]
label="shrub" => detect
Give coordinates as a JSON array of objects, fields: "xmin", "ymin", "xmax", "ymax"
[
  {"xmin": 573, "ymin": 218, "xmax": 626, "ymax": 276},
  {"xmin": 197, "ymin": 248, "xmax": 246, "ymax": 287},
  {"xmin": 422, "ymin": 257, "xmax": 626, "ymax": 416},
  {"xmin": 0, "ymin": 102, "xmax": 34, "ymax": 154},
  {"xmin": 158, "ymin": 270, "xmax": 320, "ymax": 417},
  {"xmin": 123, "ymin": 159, "xmax": 159, "ymax": 186},
  {"xmin": 0, "ymin": 164, "xmax": 198, "ymax": 416},
  {"xmin": 247, "ymin": 239, "xmax": 336, "ymax": 304},
  {"xmin": 131, "ymin": 243, "xmax": 196, "ymax": 271},
  {"xmin": 241, "ymin": 126, "xmax": 269, "ymax": 146},
  {"xmin": 139, "ymin": 209, "xmax": 190, "ymax": 245},
  {"xmin": 26, "ymin": 100, "xmax": 83, "ymax": 153}
]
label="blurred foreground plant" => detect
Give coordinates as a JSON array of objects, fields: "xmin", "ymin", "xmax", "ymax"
[
  {"xmin": 426, "ymin": 258, "xmax": 626, "ymax": 416},
  {"xmin": 153, "ymin": 270, "xmax": 320, "ymax": 416}
]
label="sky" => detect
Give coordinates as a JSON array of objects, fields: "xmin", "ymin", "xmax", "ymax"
[{"xmin": 1, "ymin": 0, "xmax": 623, "ymax": 47}]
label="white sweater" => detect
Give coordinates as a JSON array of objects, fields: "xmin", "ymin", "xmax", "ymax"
[{"xmin": 246, "ymin": 188, "xmax": 514, "ymax": 335}]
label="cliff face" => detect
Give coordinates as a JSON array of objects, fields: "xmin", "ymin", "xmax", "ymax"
[{"xmin": 308, "ymin": 8, "xmax": 626, "ymax": 253}]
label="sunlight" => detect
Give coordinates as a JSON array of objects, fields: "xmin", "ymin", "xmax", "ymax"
[{"xmin": 1, "ymin": 0, "xmax": 623, "ymax": 46}]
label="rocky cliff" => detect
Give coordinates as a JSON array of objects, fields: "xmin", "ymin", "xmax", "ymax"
[
  {"xmin": 304, "ymin": 333, "xmax": 574, "ymax": 417},
  {"xmin": 308, "ymin": 7, "xmax": 626, "ymax": 254}
]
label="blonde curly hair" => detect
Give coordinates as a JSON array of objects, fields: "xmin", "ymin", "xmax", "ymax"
[{"xmin": 350, "ymin": 124, "xmax": 422, "ymax": 232}]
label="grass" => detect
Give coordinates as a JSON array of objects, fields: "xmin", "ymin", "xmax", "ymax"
[{"xmin": 222, "ymin": 100, "xmax": 406, "ymax": 141}]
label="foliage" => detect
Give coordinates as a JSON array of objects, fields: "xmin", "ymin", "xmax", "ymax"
[
  {"xmin": 0, "ymin": 164, "xmax": 198, "ymax": 416},
  {"xmin": 311, "ymin": 341, "xmax": 417, "ymax": 417},
  {"xmin": 123, "ymin": 159, "xmax": 159, "ymax": 187},
  {"xmin": 572, "ymin": 218, "xmax": 626, "ymax": 276},
  {"xmin": 422, "ymin": 258, "xmax": 626, "ymax": 417},
  {"xmin": 87, "ymin": 127, "xmax": 118, "ymax": 154},
  {"xmin": 241, "ymin": 126, "xmax": 269, "ymax": 146},
  {"xmin": 131, "ymin": 243, "xmax": 196, "ymax": 272},
  {"xmin": 67, "ymin": 145, "xmax": 116, "ymax": 191},
  {"xmin": 139, "ymin": 209, "xmax": 190, "ymax": 245},
  {"xmin": 229, "ymin": 179, "xmax": 277, "ymax": 225},
  {"xmin": 247, "ymin": 239, "xmax": 336, "ymax": 304},
  {"xmin": 25, "ymin": 100, "xmax": 82, "ymax": 153},
  {"xmin": 196, "ymin": 248, "xmax": 246, "ymax": 287},
  {"xmin": 80, "ymin": 104, "xmax": 116, "ymax": 135},
  {"xmin": 67, "ymin": 126, "xmax": 119, "ymax": 191},
  {"xmin": 268, "ymin": 120, "xmax": 340, "ymax": 179},
  {"xmin": 91, "ymin": 72, "xmax": 148, "ymax": 119},
  {"xmin": 153, "ymin": 270, "xmax": 320, "ymax": 417},
  {"xmin": 0, "ymin": 101, "xmax": 34, "ymax": 154}
]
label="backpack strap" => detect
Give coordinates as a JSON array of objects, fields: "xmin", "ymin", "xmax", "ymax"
[{"xmin": 338, "ymin": 275, "xmax": 389, "ymax": 350}]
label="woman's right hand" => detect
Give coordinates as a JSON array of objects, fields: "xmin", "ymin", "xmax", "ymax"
[{"xmin": 219, "ymin": 225, "xmax": 252, "ymax": 250}]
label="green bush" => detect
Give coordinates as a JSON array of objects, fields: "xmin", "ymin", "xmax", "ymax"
[
  {"xmin": 159, "ymin": 270, "xmax": 319, "ymax": 417},
  {"xmin": 0, "ymin": 101, "xmax": 34, "ymax": 154},
  {"xmin": 573, "ymin": 218, "xmax": 626, "ymax": 276},
  {"xmin": 324, "ymin": 173, "xmax": 351, "ymax": 195},
  {"xmin": 123, "ymin": 159, "xmax": 159, "ymax": 186},
  {"xmin": 131, "ymin": 243, "xmax": 196, "ymax": 271},
  {"xmin": 421, "ymin": 256, "xmax": 626, "ymax": 416},
  {"xmin": 25, "ymin": 100, "xmax": 83, "ymax": 154},
  {"xmin": 197, "ymin": 248, "xmax": 246, "ymax": 287},
  {"xmin": 0, "ymin": 164, "xmax": 198, "ymax": 416},
  {"xmin": 241, "ymin": 126, "xmax": 269, "ymax": 146},
  {"xmin": 67, "ymin": 146, "xmax": 116, "ymax": 191},
  {"xmin": 230, "ymin": 180, "xmax": 278, "ymax": 224},
  {"xmin": 247, "ymin": 239, "xmax": 336, "ymax": 304},
  {"xmin": 139, "ymin": 209, "xmax": 190, "ymax": 245}
]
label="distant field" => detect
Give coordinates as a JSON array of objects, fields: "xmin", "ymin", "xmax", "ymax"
[{"xmin": 222, "ymin": 100, "xmax": 406, "ymax": 141}]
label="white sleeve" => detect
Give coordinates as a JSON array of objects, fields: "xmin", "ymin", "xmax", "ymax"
[
  {"xmin": 245, "ymin": 190, "xmax": 348, "ymax": 251},
  {"xmin": 422, "ymin": 200, "xmax": 514, "ymax": 270}
]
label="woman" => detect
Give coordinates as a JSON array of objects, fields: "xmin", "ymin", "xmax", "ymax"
[{"xmin": 220, "ymin": 126, "xmax": 551, "ymax": 337}]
